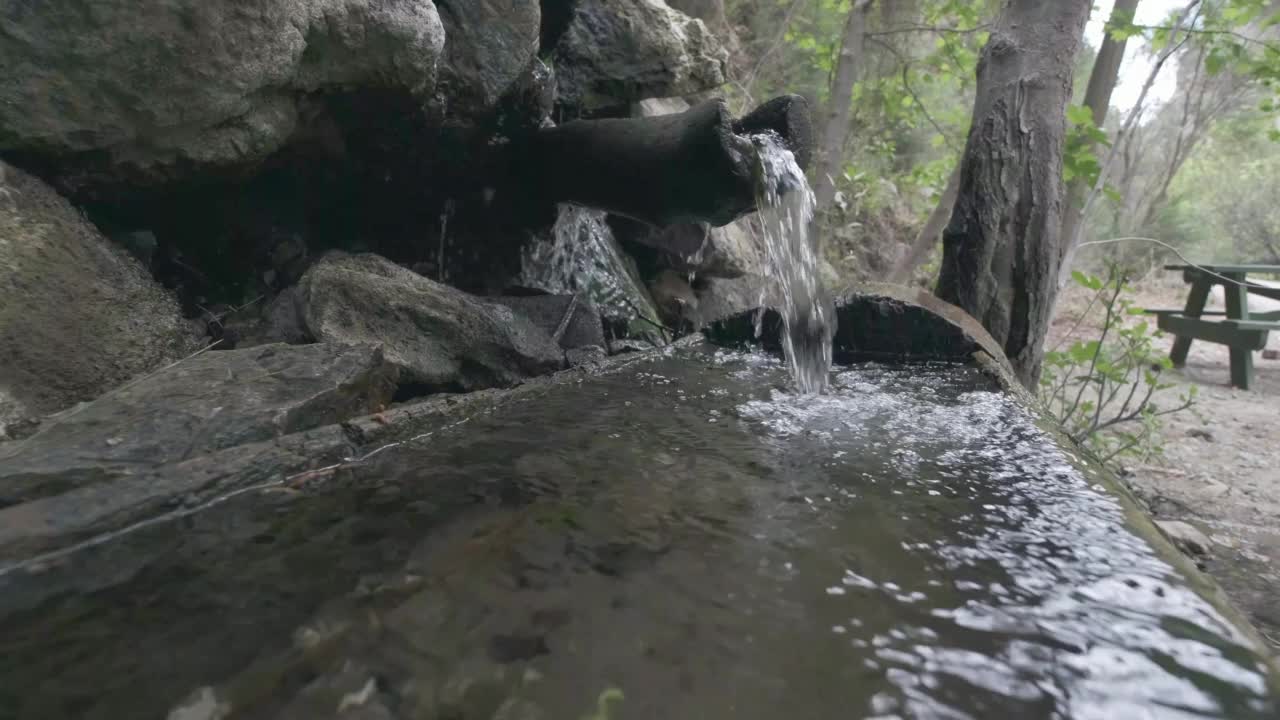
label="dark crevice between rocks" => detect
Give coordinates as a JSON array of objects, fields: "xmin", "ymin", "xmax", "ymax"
[
  {"xmin": 391, "ymin": 382, "xmax": 441, "ymax": 405},
  {"xmin": 12, "ymin": 87, "xmax": 544, "ymax": 314},
  {"xmin": 10, "ymin": 88, "xmax": 809, "ymax": 325}
]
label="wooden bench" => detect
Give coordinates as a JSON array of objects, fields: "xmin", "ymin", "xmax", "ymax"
[{"xmin": 1149, "ymin": 264, "xmax": 1280, "ymax": 390}]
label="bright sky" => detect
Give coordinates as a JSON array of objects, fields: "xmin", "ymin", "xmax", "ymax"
[{"xmin": 1083, "ymin": 0, "xmax": 1187, "ymax": 114}]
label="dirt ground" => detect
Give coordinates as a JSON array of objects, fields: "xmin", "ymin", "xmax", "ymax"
[{"xmin": 1048, "ymin": 273, "xmax": 1280, "ymax": 655}]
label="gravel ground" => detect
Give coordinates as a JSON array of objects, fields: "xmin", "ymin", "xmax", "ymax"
[{"xmin": 1049, "ymin": 276, "xmax": 1280, "ymax": 655}]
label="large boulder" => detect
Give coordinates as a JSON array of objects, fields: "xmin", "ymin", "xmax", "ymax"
[
  {"xmin": 435, "ymin": 0, "xmax": 541, "ymax": 119},
  {"xmin": 553, "ymin": 0, "xmax": 728, "ymax": 112},
  {"xmin": 0, "ymin": 161, "xmax": 199, "ymax": 438},
  {"xmin": 0, "ymin": 342, "xmax": 398, "ymax": 504},
  {"xmin": 294, "ymin": 253, "xmax": 565, "ymax": 391},
  {"xmin": 0, "ymin": 0, "xmax": 446, "ymax": 179}
]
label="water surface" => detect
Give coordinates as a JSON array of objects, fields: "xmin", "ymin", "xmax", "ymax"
[{"xmin": 1, "ymin": 346, "xmax": 1276, "ymax": 719}]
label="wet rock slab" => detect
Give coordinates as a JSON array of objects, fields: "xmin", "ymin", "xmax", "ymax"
[
  {"xmin": 294, "ymin": 253, "xmax": 565, "ymax": 392},
  {"xmin": 0, "ymin": 342, "xmax": 397, "ymax": 505},
  {"xmin": 0, "ymin": 340, "xmax": 690, "ymax": 569}
]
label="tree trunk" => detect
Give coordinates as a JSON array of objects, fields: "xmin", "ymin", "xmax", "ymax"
[
  {"xmin": 1057, "ymin": 0, "xmax": 1140, "ymax": 287},
  {"xmin": 812, "ymin": 0, "xmax": 874, "ymax": 214},
  {"xmin": 935, "ymin": 0, "xmax": 1092, "ymax": 389},
  {"xmin": 888, "ymin": 163, "xmax": 961, "ymax": 283}
]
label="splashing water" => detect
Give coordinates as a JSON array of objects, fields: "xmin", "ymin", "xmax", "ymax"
[
  {"xmin": 750, "ymin": 133, "xmax": 834, "ymax": 394},
  {"xmin": 520, "ymin": 204, "xmax": 663, "ymax": 334}
]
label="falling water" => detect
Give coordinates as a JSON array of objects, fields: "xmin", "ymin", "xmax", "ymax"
[
  {"xmin": 519, "ymin": 204, "xmax": 664, "ymax": 337},
  {"xmin": 750, "ymin": 132, "xmax": 834, "ymax": 394}
]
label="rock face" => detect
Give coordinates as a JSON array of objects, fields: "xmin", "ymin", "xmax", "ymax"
[
  {"xmin": 0, "ymin": 0, "xmax": 446, "ymax": 179},
  {"xmin": 0, "ymin": 161, "xmax": 199, "ymax": 438},
  {"xmin": 0, "ymin": 342, "xmax": 397, "ymax": 504},
  {"xmin": 294, "ymin": 253, "xmax": 565, "ymax": 391},
  {"xmin": 554, "ymin": 0, "xmax": 728, "ymax": 112}
]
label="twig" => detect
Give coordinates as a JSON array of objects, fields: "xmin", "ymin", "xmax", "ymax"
[
  {"xmin": 621, "ymin": 297, "xmax": 676, "ymax": 338},
  {"xmin": 865, "ymin": 24, "xmax": 991, "ymax": 37},
  {"xmin": 1064, "ymin": 271, "xmax": 1125, "ymax": 422},
  {"xmin": 1077, "ymin": 236, "xmax": 1279, "ymax": 288},
  {"xmin": 1049, "ymin": 283, "xmax": 1106, "ymax": 354},
  {"xmin": 867, "ymin": 37, "xmax": 961, "ymax": 154},
  {"xmin": 1062, "ymin": 0, "xmax": 1205, "ymax": 285},
  {"xmin": 551, "ymin": 293, "xmax": 581, "ymax": 345},
  {"xmin": 740, "ymin": 0, "xmax": 809, "ymax": 111}
]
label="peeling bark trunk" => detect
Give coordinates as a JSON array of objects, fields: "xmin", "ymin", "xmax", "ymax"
[{"xmin": 935, "ymin": 0, "xmax": 1092, "ymax": 388}]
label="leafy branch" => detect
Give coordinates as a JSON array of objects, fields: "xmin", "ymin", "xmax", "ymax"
[{"xmin": 1040, "ymin": 264, "xmax": 1199, "ymax": 467}]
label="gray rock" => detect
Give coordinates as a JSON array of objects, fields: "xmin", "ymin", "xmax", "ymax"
[
  {"xmin": 689, "ymin": 275, "xmax": 770, "ymax": 327},
  {"xmin": 492, "ymin": 699, "xmax": 546, "ymax": 720},
  {"xmin": 436, "ymin": 0, "xmax": 541, "ymax": 119},
  {"xmin": 230, "ymin": 287, "xmax": 312, "ymax": 348},
  {"xmin": 0, "ymin": 342, "xmax": 397, "ymax": 504},
  {"xmin": 554, "ymin": 0, "xmax": 728, "ymax": 111},
  {"xmin": 632, "ymin": 96, "xmax": 693, "ymax": 117},
  {"xmin": 111, "ymin": 230, "xmax": 159, "ymax": 268},
  {"xmin": 274, "ymin": 665, "xmax": 396, "ymax": 720},
  {"xmin": 650, "ymin": 269, "xmax": 700, "ymax": 326},
  {"xmin": 1157, "ymin": 520, "xmax": 1213, "ymax": 556},
  {"xmin": 609, "ymin": 338, "xmax": 661, "ymax": 355},
  {"xmin": 1187, "ymin": 427, "xmax": 1215, "ymax": 442},
  {"xmin": 0, "ymin": 0, "xmax": 445, "ymax": 177},
  {"xmin": 0, "ymin": 161, "xmax": 200, "ymax": 437},
  {"xmin": 492, "ymin": 294, "xmax": 606, "ymax": 350},
  {"xmin": 641, "ymin": 220, "xmax": 765, "ymax": 279},
  {"xmin": 296, "ymin": 253, "xmax": 564, "ymax": 391}
]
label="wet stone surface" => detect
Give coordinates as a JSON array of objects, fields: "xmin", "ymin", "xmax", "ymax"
[{"xmin": 0, "ymin": 346, "xmax": 1277, "ymax": 719}]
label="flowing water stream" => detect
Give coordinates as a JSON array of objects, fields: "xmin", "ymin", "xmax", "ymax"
[
  {"xmin": 749, "ymin": 133, "xmax": 833, "ymax": 394},
  {"xmin": 1, "ymin": 346, "xmax": 1276, "ymax": 719}
]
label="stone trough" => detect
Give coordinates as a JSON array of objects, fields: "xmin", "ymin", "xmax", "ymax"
[{"xmin": 1, "ymin": 286, "xmax": 1277, "ymax": 720}]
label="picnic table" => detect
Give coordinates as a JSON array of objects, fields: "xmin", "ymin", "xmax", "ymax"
[{"xmin": 1146, "ymin": 264, "xmax": 1280, "ymax": 390}]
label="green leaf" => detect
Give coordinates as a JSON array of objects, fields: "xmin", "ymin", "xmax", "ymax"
[
  {"xmin": 1206, "ymin": 50, "xmax": 1227, "ymax": 76},
  {"xmin": 1066, "ymin": 104, "xmax": 1095, "ymax": 126}
]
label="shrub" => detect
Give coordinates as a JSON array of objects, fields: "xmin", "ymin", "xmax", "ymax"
[{"xmin": 1040, "ymin": 264, "xmax": 1198, "ymax": 466}]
